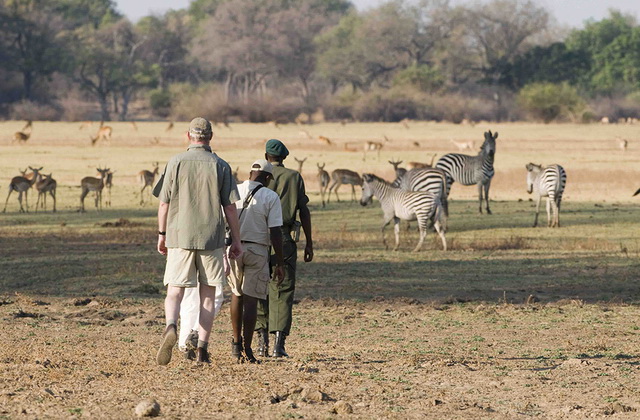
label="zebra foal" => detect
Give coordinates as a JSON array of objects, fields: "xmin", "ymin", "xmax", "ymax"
[
  {"xmin": 360, "ymin": 174, "xmax": 447, "ymax": 252},
  {"xmin": 436, "ymin": 130, "xmax": 497, "ymax": 214},
  {"xmin": 525, "ymin": 163, "xmax": 567, "ymax": 228}
]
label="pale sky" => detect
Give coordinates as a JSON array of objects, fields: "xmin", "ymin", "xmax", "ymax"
[{"xmin": 114, "ymin": 0, "xmax": 640, "ymax": 29}]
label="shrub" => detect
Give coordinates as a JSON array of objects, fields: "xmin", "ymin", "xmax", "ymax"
[
  {"xmin": 518, "ymin": 82, "xmax": 585, "ymax": 123},
  {"xmin": 148, "ymin": 88, "xmax": 172, "ymax": 117},
  {"xmin": 8, "ymin": 100, "xmax": 62, "ymax": 121},
  {"xmin": 393, "ymin": 64, "xmax": 444, "ymax": 93}
]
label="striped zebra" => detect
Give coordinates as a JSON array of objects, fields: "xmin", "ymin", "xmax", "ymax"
[
  {"xmin": 526, "ymin": 163, "xmax": 567, "ymax": 228},
  {"xmin": 436, "ymin": 130, "xmax": 497, "ymax": 214},
  {"xmin": 394, "ymin": 167, "xmax": 448, "ymax": 216},
  {"xmin": 360, "ymin": 174, "xmax": 447, "ymax": 252}
]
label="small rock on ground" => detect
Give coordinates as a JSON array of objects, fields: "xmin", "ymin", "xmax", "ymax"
[{"xmin": 135, "ymin": 399, "xmax": 160, "ymax": 417}]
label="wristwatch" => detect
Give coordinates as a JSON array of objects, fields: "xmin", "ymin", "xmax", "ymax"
[{"xmin": 158, "ymin": 231, "xmax": 166, "ymax": 235}]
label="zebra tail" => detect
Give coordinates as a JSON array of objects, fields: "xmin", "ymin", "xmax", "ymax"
[
  {"xmin": 634, "ymin": 187, "xmax": 640, "ymax": 197},
  {"xmin": 434, "ymin": 198, "xmax": 447, "ymax": 233}
]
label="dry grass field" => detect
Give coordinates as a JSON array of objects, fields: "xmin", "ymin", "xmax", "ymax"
[{"xmin": 1, "ymin": 121, "xmax": 640, "ymax": 419}]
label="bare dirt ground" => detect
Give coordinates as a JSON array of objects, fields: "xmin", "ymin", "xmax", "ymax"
[
  {"xmin": 1, "ymin": 121, "xmax": 640, "ymax": 418},
  {"xmin": 1, "ymin": 295, "xmax": 639, "ymax": 419}
]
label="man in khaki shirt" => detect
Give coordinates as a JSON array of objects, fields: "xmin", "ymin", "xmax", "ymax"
[
  {"xmin": 228, "ymin": 159, "xmax": 285, "ymax": 363},
  {"xmin": 155, "ymin": 117, "xmax": 242, "ymax": 365}
]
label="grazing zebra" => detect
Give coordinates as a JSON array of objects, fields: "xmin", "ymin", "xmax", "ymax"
[
  {"xmin": 392, "ymin": 167, "xmax": 449, "ymax": 221},
  {"xmin": 526, "ymin": 163, "xmax": 567, "ymax": 228},
  {"xmin": 360, "ymin": 174, "xmax": 447, "ymax": 252},
  {"xmin": 436, "ymin": 130, "xmax": 497, "ymax": 214}
]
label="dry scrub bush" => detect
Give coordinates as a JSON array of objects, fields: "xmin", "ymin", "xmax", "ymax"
[
  {"xmin": 588, "ymin": 93, "xmax": 640, "ymax": 121},
  {"xmin": 9, "ymin": 100, "xmax": 62, "ymax": 121}
]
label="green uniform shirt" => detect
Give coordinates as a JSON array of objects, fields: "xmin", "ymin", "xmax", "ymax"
[
  {"xmin": 269, "ymin": 163, "xmax": 309, "ymax": 227},
  {"xmin": 154, "ymin": 144, "xmax": 239, "ymax": 250}
]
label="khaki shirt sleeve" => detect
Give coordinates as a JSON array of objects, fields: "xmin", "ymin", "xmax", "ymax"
[
  {"xmin": 156, "ymin": 161, "xmax": 174, "ymax": 203},
  {"xmin": 297, "ymin": 174, "xmax": 309, "ymax": 208},
  {"xmin": 151, "ymin": 165, "xmax": 168, "ymax": 199},
  {"xmin": 218, "ymin": 160, "xmax": 240, "ymax": 207}
]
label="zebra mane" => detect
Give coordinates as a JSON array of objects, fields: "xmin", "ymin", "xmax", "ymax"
[{"xmin": 362, "ymin": 173, "xmax": 388, "ymax": 185}]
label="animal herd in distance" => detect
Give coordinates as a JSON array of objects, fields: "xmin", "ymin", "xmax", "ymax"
[
  {"xmin": 6, "ymin": 122, "xmax": 638, "ymax": 250},
  {"xmin": 3, "ymin": 162, "xmax": 161, "ymax": 213}
]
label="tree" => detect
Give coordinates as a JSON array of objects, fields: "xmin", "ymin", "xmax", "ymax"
[
  {"xmin": 317, "ymin": 0, "xmax": 454, "ymax": 91},
  {"xmin": 567, "ymin": 10, "xmax": 639, "ymax": 95},
  {"xmin": 462, "ymin": 0, "xmax": 551, "ymax": 84},
  {"xmin": 193, "ymin": 0, "xmax": 349, "ymax": 104},
  {"xmin": 0, "ymin": 0, "xmax": 68, "ymax": 100},
  {"xmin": 71, "ymin": 19, "xmax": 154, "ymax": 121},
  {"xmin": 506, "ymin": 42, "xmax": 590, "ymax": 89}
]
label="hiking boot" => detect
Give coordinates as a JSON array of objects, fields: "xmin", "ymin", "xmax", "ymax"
[
  {"xmin": 231, "ymin": 337, "xmax": 243, "ymax": 361},
  {"xmin": 256, "ymin": 328, "xmax": 269, "ymax": 357},
  {"xmin": 243, "ymin": 346, "xmax": 260, "ymax": 364},
  {"xmin": 272, "ymin": 331, "xmax": 289, "ymax": 358},
  {"xmin": 156, "ymin": 324, "xmax": 177, "ymax": 366},
  {"xmin": 196, "ymin": 347, "xmax": 210, "ymax": 364}
]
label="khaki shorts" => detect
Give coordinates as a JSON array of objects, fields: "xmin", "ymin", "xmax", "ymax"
[
  {"xmin": 227, "ymin": 243, "xmax": 270, "ymax": 299},
  {"xmin": 163, "ymin": 248, "xmax": 225, "ymax": 288}
]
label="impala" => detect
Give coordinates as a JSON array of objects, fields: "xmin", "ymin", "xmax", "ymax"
[
  {"xmin": 3, "ymin": 166, "xmax": 42, "ymax": 213},
  {"xmin": 138, "ymin": 162, "xmax": 159, "ymax": 205},
  {"xmin": 91, "ymin": 125, "xmax": 112, "ymax": 146},
  {"xmin": 35, "ymin": 173, "xmax": 57, "ymax": 212},
  {"xmin": 80, "ymin": 168, "xmax": 110, "ymax": 212},
  {"xmin": 294, "ymin": 157, "xmax": 307, "ymax": 173},
  {"xmin": 317, "ymin": 163, "xmax": 330, "ymax": 207}
]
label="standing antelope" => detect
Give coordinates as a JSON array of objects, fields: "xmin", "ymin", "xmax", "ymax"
[
  {"xmin": 91, "ymin": 125, "xmax": 112, "ymax": 146},
  {"xmin": 138, "ymin": 162, "xmax": 159, "ymax": 205},
  {"xmin": 363, "ymin": 141, "xmax": 383, "ymax": 160},
  {"xmin": 526, "ymin": 163, "xmax": 567, "ymax": 228},
  {"xmin": 3, "ymin": 166, "xmax": 42, "ymax": 213},
  {"xmin": 616, "ymin": 137, "xmax": 628, "ymax": 151},
  {"xmin": 35, "ymin": 173, "xmax": 57, "ymax": 212},
  {"xmin": 105, "ymin": 170, "xmax": 114, "ymax": 207},
  {"xmin": 436, "ymin": 131, "xmax": 497, "ymax": 214},
  {"xmin": 388, "ymin": 160, "xmax": 407, "ymax": 184},
  {"xmin": 12, "ymin": 123, "xmax": 32, "ymax": 144},
  {"xmin": 327, "ymin": 169, "xmax": 362, "ymax": 203},
  {"xmin": 317, "ymin": 163, "xmax": 330, "ymax": 207},
  {"xmin": 294, "ymin": 157, "xmax": 307, "ymax": 174},
  {"xmin": 360, "ymin": 174, "xmax": 447, "ymax": 252},
  {"xmin": 80, "ymin": 168, "xmax": 110, "ymax": 212}
]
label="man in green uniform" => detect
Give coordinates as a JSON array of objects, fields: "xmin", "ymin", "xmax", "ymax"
[{"xmin": 255, "ymin": 139, "xmax": 313, "ymax": 358}]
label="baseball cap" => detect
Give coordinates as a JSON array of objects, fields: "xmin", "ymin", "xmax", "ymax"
[
  {"xmin": 188, "ymin": 117, "xmax": 212, "ymax": 140},
  {"xmin": 250, "ymin": 159, "xmax": 273, "ymax": 174}
]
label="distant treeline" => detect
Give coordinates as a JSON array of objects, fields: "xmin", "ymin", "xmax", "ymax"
[{"xmin": 1, "ymin": 0, "xmax": 640, "ymax": 123}]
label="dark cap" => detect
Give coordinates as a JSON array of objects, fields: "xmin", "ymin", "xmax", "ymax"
[
  {"xmin": 189, "ymin": 117, "xmax": 212, "ymax": 140},
  {"xmin": 265, "ymin": 139, "xmax": 289, "ymax": 157}
]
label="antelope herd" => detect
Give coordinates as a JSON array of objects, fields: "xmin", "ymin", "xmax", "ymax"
[{"xmin": 2, "ymin": 120, "xmax": 638, "ymax": 254}]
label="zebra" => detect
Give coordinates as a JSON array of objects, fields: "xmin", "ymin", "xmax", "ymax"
[
  {"xmin": 525, "ymin": 163, "xmax": 567, "ymax": 228},
  {"xmin": 359, "ymin": 173, "xmax": 447, "ymax": 252},
  {"xmin": 436, "ymin": 130, "xmax": 497, "ymax": 214}
]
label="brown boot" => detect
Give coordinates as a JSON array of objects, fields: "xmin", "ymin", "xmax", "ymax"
[
  {"xmin": 196, "ymin": 347, "xmax": 211, "ymax": 364},
  {"xmin": 156, "ymin": 324, "xmax": 177, "ymax": 366}
]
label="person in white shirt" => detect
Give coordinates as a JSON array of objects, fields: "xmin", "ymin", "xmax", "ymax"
[{"xmin": 228, "ymin": 159, "xmax": 285, "ymax": 363}]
